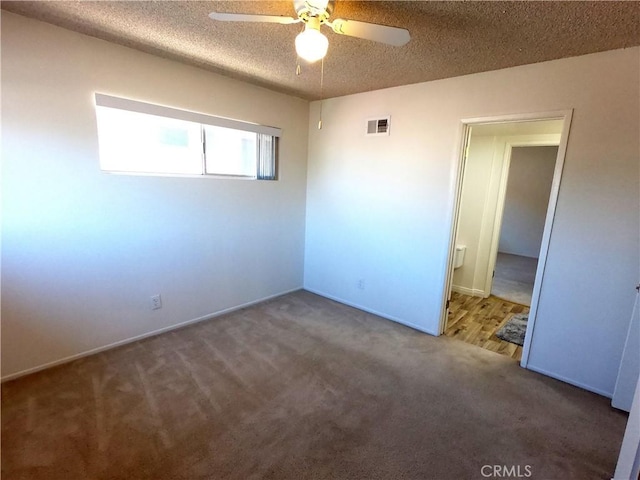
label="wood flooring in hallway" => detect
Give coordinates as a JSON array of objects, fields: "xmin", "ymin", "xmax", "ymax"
[{"xmin": 445, "ymin": 292, "xmax": 529, "ymax": 361}]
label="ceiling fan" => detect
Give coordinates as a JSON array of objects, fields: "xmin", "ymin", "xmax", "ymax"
[{"xmin": 209, "ymin": 0, "xmax": 411, "ymax": 63}]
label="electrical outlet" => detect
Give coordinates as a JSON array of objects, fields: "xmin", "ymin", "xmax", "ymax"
[
  {"xmin": 150, "ymin": 294, "xmax": 162, "ymax": 310},
  {"xmin": 357, "ymin": 279, "xmax": 365, "ymax": 290}
]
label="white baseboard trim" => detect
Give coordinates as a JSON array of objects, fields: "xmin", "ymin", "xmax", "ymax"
[
  {"xmin": 1, "ymin": 287, "xmax": 303, "ymax": 383},
  {"xmin": 304, "ymin": 287, "xmax": 439, "ymax": 336},
  {"xmin": 526, "ymin": 363, "xmax": 613, "ymax": 398},
  {"xmin": 451, "ymin": 285, "xmax": 488, "ymax": 297}
]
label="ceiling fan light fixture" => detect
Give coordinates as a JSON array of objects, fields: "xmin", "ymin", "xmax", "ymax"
[
  {"xmin": 295, "ymin": 24, "xmax": 329, "ymax": 63},
  {"xmin": 209, "ymin": 0, "xmax": 411, "ymax": 65}
]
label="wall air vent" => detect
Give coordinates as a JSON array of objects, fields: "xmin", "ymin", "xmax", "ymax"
[{"xmin": 366, "ymin": 116, "xmax": 390, "ymax": 136}]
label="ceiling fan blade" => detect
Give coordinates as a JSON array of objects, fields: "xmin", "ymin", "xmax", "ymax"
[
  {"xmin": 330, "ymin": 19, "xmax": 410, "ymax": 46},
  {"xmin": 208, "ymin": 12, "xmax": 300, "ymax": 25}
]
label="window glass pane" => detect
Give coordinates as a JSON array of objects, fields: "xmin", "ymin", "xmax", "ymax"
[
  {"xmin": 94, "ymin": 96, "xmax": 278, "ymax": 180},
  {"xmin": 204, "ymin": 125, "xmax": 257, "ymax": 177},
  {"xmin": 96, "ymin": 106, "xmax": 202, "ymax": 175}
]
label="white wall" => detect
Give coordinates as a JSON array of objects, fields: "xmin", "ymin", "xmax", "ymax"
[
  {"xmin": 304, "ymin": 47, "xmax": 639, "ymax": 396},
  {"xmin": 499, "ymin": 146, "xmax": 558, "ymax": 258},
  {"xmin": 1, "ymin": 13, "xmax": 309, "ymax": 379}
]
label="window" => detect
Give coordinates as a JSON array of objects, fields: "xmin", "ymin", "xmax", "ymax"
[
  {"xmin": 94, "ymin": 93, "xmax": 280, "ymax": 179},
  {"xmin": 204, "ymin": 125, "xmax": 256, "ymax": 177}
]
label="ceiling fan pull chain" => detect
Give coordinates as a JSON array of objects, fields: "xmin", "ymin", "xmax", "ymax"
[
  {"xmin": 318, "ymin": 57, "xmax": 324, "ymax": 129},
  {"xmin": 296, "ymin": 20, "xmax": 305, "ymax": 77}
]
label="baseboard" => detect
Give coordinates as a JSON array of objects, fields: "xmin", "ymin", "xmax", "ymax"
[
  {"xmin": 451, "ymin": 285, "xmax": 488, "ymax": 297},
  {"xmin": 526, "ymin": 363, "xmax": 613, "ymax": 398},
  {"xmin": 304, "ymin": 288, "xmax": 614, "ymax": 399},
  {"xmin": 303, "ymin": 287, "xmax": 439, "ymax": 336},
  {"xmin": 1, "ymin": 287, "xmax": 303, "ymax": 383}
]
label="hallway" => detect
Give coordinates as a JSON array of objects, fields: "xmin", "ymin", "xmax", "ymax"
[{"xmin": 445, "ymin": 292, "xmax": 529, "ymax": 361}]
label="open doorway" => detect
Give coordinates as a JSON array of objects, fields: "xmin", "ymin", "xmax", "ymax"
[
  {"xmin": 492, "ymin": 145, "xmax": 558, "ymax": 306},
  {"xmin": 440, "ymin": 113, "xmax": 572, "ymax": 366}
]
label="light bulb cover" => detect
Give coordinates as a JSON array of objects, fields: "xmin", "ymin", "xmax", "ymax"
[{"xmin": 295, "ymin": 27, "xmax": 329, "ymax": 63}]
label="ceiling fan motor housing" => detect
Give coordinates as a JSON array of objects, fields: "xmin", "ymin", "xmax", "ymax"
[{"xmin": 294, "ymin": 0, "xmax": 335, "ymax": 22}]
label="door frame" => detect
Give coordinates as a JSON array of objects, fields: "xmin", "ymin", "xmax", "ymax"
[{"xmin": 439, "ymin": 110, "xmax": 573, "ymax": 368}]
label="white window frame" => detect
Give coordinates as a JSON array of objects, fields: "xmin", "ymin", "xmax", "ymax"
[{"xmin": 94, "ymin": 93, "xmax": 281, "ymax": 179}]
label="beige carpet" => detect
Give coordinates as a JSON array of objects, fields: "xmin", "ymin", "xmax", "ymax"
[
  {"xmin": 1, "ymin": 290, "xmax": 627, "ymax": 479},
  {"xmin": 492, "ymin": 252, "xmax": 538, "ymax": 306}
]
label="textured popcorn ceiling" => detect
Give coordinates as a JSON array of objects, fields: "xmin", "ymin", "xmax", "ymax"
[{"xmin": 3, "ymin": 1, "xmax": 639, "ymax": 100}]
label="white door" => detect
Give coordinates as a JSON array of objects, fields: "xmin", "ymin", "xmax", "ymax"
[
  {"xmin": 612, "ymin": 292, "xmax": 640, "ymax": 411},
  {"xmin": 612, "ymin": 188, "xmax": 640, "ymax": 411},
  {"xmin": 613, "ymin": 376, "xmax": 640, "ymax": 479}
]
